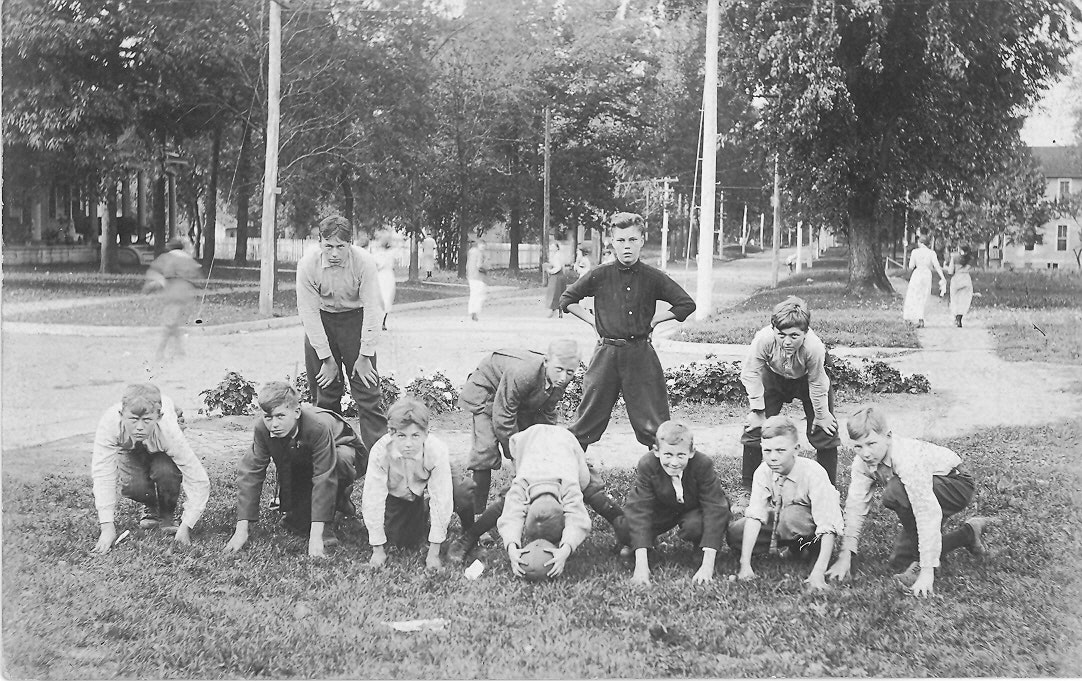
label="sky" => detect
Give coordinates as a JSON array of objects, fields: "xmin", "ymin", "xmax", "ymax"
[{"xmin": 1020, "ymin": 47, "xmax": 1081, "ymax": 147}]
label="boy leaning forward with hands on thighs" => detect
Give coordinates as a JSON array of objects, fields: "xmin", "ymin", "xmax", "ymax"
[{"xmin": 826, "ymin": 405, "xmax": 999, "ymax": 597}]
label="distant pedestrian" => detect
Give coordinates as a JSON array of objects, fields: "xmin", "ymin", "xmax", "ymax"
[
  {"xmin": 903, "ymin": 231, "xmax": 946, "ymax": 328},
  {"xmin": 421, "ymin": 232, "xmax": 438, "ymax": 280},
  {"xmin": 296, "ymin": 214, "xmax": 387, "ymax": 453},
  {"xmin": 466, "ymin": 238, "xmax": 487, "ymax": 321},
  {"xmin": 947, "ymin": 244, "xmax": 975, "ymax": 328},
  {"xmin": 372, "ymin": 228, "xmax": 397, "ymax": 330},
  {"xmin": 143, "ymin": 237, "xmax": 204, "ymax": 361},
  {"xmin": 91, "ymin": 383, "xmax": 210, "ymax": 553},
  {"xmin": 546, "ymin": 243, "xmax": 570, "ymax": 318},
  {"xmin": 559, "ymin": 212, "xmax": 696, "ymax": 453}
]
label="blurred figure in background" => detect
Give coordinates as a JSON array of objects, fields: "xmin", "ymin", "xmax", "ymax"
[
  {"xmin": 466, "ymin": 238, "xmax": 487, "ymax": 321},
  {"xmin": 372, "ymin": 228, "xmax": 398, "ymax": 331},
  {"xmin": 421, "ymin": 231, "xmax": 438, "ymax": 280},
  {"xmin": 143, "ymin": 237, "xmax": 204, "ymax": 361},
  {"xmin": 947, "ymin": 244, "xmax": 975, "ymax": 328}
]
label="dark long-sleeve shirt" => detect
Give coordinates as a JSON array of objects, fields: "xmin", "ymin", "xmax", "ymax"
[
  {"xmin": 624, "ymin": 451, "xmax": 731, "ymax": 551},
  {"xmin": 236, "ymin": 404, "xmax": 360, "ymax": 523},
  {"xmin": 457, "ymin": 349, "xmax": 564, "ymax": 446},
  {"xmin": 559, "ymin": 260, "xmax": 696, "ymax": 339}
]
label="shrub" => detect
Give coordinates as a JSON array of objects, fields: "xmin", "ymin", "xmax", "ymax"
[
  {"xmin": 200, "ymin": 371, "xmax": 257, "ymax": 415},
  {"xmin": 292, "ymin": 371, "xmax": 401, "ymax": 414},
  {"xmin": 559, "ymin": 362, "xmax": 589, "ymax": 419},
  {"xmin": 403, "ymin": 370, "xmax": 459, "ymax": 415}
]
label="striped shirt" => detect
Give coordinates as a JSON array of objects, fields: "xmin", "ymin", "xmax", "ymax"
[
  {"xmin": 841, "ymin": 437, "xmax": 963, "ymax": 569},
  {"xmin": 745, "ymin": 457, "xmax": 842, "ymax": 536},
  {"xmin": 361, "ymin": 433, "xmax": 454, "ymax": 545},
  {"xmin": 296, "ymin": 245, "xmax": 383, "ymax": 359}
]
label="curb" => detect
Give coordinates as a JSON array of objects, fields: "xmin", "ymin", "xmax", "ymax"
[{"xmin": 656, "ymin": 337, "xmax": 916, "ymax": 358}]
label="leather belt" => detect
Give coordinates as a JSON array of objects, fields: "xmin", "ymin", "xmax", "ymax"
[{"xmin": 599, "ymin": 337, "xmax": 648, "ymax": 347}]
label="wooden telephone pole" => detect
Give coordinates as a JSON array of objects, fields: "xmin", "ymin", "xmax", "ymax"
[{"xmin": 259, "ymin": 0, "xmax": 282, "ymax": 316}]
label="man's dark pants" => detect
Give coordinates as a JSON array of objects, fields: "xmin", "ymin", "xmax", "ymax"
[
  {"xmin": 882, "ymin": 470, "xmax": 976, "ymax": 569},
  {"xmin": 570, "ymin": 339, "xmax": 668, "ymax": 450},
  {"xmin": 303, "ymin": 307, "xmax": 388, "ymax": 452},
  {"xmin": 740, "ymin": 370, "xmax": 841, "ymax": 486},
  {"xmin": 614, "ymin": 506, "xmax": 706, "ymax": 549}
]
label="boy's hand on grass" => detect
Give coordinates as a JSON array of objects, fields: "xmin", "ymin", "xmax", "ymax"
[
  {"xmin": 316, "ymin": 358, "xmax": 339, "ymax": 389},
  {"xmin": 691, "ymin": 565, "xmax": 714, "ymax": 584},
  {"xmin": 308, "ymin": 536, "xmax": 326, "ymax": 559},
  {"xmin": 173, "ymin": 524, "xmax": 192, "ymax": 546},
  {"xmin": 369, "ymin": 545, "xmax": 388, "ymax": 568},
  {"xmin": 425, "ymin": 543, "xmax": 442, "ymax": 570},
  {"xmin": 909, "ymin": 570, "xmax": 934, "ymax": 597},
  {"xmin": 94, "ymin": 522, "xmax": 117, "ymax": 554},
  {"xmin": 507, "ymin": 544, "xmax": 527, "ymax": 577},
  {"xmin": 630, "ymin": 568, "xmax": 651, "ymax": 586},
  {"xmin": 805, "ymin": 572, "xmax": 829, "ymax": 591},
  {"xmin": 825, "ymin": 554, "xmax": 851, "ymax": 582},
  {"xmin": 353, "ymin": 355, "xmax": 378, "ymax": 389},
  {"xmin": 543, "ymin": 544, "xmax": 573, "ymax": 578},
  {"xmin": 813, "ymin": 415, "xmax": 838, "ymax": 436},
  {"xmin": 737, "ymin": 565, "xmax": 757, "ymax": 582},
  {"xmin": 224, "ymin": 523, "xmax": 249, "ymax": 553}
]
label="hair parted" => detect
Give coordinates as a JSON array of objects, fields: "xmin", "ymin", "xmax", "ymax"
[
  {"xmin": 655, "ymin": 420, "xmax": 695, "ymax": 450},
  {"xmin": 771, "ymin": 296, "xmax": 811, "ymax": 331},
  {"xmin": 318, "ymin": 215, "xmax": 353, "ymax": 242},
  {"xmin": 257, "ymin": 381, "xmax": 301, "ymax": 413},
  {"xmin": 606, "ymin": 212, "xmax": 646, "ymax": 236},
  {"xmin": 847, "ymin": 404, "xmax": 891, "ymax": 440},
  {"xmin": 121, "ymin": 383, "xmax": 163, "ymax": 416},
  {"xmin": 761, "ymin": 414, "xmax": 799, "ymax": 441},
  {"xmin": 387, "ymin": 395, "xmax": 430, "ymax": 432}
]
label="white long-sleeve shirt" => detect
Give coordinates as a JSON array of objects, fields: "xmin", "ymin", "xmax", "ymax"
[
  {"xmin": 91, "ymin": 397, "xmax": 210, "ymax": 528},
  {"xmin": 361, "ymin": 433, "xmax": 454, "ymax": 545},
  {"xmin": 841, "ymin": 437, "xmax": 963, "ymax": 569}
]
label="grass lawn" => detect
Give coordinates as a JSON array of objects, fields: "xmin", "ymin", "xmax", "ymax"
[
  {"xmin": 971, "ymin": 270, "xmax": 1082, "ymax": 363},
  {"xmin": 4, "ymin": 283, "xmax": 464, "ymax": 326},
  {"xmin": 678, "ymin": 269, "xmax": 918, "ymax": 348},
  {"xmin": 3, "ymin": 417, "xmax": 1079, "ymax": 678}
]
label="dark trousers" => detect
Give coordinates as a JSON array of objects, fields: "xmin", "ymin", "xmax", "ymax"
[
  {"xmin": 570, "ymin": 341, "xmax": 669, "ymax": 450},
  {"xmin": 281, "ymin": 444, "xmax": 360, "ymax": 534},
  {"xmin": 740, "ymin": 370, "xmax": 842, "ymax": 485},
  {"xmin": 382, "ymin": 482, "xmax": 477, "ymax": 546},
  {"xmin": 303, "ymin": 307, "xmax": 388, "ymax": 452},
  {"xmin": 615, "ymin": 506, "xmax": 704, "ymax": 550},
  {"xmin": 725, "ymin": 506, "xmax": 822, "ymax": 558},
  {"xmin": 120, "ymin": 447, "xmax": 182, "ymax": 515},
  {"xmin": 882, "ymin": 470, "xmax": 976, "ymax": 569}
]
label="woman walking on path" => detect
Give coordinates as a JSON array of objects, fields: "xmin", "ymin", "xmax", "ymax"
[
  {"xmin": 947, "ymin": 244, "xmax": 975, "ymax": 327},
  {"xmin": 547, "ymin": 243, "xmax": 570, "ymax": 318},
  {"xmin": 903, "ymin": 232, "xmax": 946, "ymax": 328},
  {"xmin": 372, "ymin": 229, "xmax": 397, "ymax": 331}
]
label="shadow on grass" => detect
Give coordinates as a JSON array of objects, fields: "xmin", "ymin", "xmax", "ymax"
[{"xmin": 3, "ymin": 419, "xmax": 1079, "ymax": 677}]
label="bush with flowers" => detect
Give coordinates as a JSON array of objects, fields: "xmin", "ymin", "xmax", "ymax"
[{"xmin": 403, "ymin": 370, "xmax": 460, "ymax": 415}]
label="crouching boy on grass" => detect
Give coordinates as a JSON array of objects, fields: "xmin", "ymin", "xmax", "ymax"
[
  {"xmin": 825, "ymin": 405, "xmax": 999, "ymax": 597},
  {"xmin": 91, "ymin": 383, "xmax": 210, "ymax": 552},
  {"xmin": 224, "ymin": 382, "xmax": 364, "ymax": 558},
  {"xmin": 727, "ymin": 415, "xmax": 842, "ymax": 590},
  {"xmin": 362, "ymin": 396, "xmax": 474, "ymax": 570},
  {"xmin": 496, "ymin": 425, "xmax": 594, "ymax": 579},
  {"xmin": 617, "ymin": 421, "xmax": 731, "ymax": 585}
]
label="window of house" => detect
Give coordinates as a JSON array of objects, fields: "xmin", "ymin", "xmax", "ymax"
[
  {"xmin": 1058, "ymin": 224, "xmax": 1068, "ymax": 251},
  {"xmin": 1061, "ymin": 179, "xmax": 1072, "ymax": 199}
]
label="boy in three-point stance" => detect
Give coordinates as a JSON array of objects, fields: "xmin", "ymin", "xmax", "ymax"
[
  {"xmin": 727, "ymin": 415, "xmax": 842, "ymax": 590},
  {"xmin": 225, "ymin": 382, "xmax": 364, "ymax": 558},
  {"xmin": 740, "ymin": 296, "xmax": 841, "ymax": 489},
  {"xmin": 825, "ymin": 405, "xmax": 998, "ymax": 597},
  {"xmin": 496, "ymin": 425, "xmax": 593, "ymax": 579},
  {"xmin": 91, "ymin": 383, "xmax": 210, "ymax": 552},
  {"xmin": 618, "ymin": 421, "xmax": 731, "ymax": 585}
]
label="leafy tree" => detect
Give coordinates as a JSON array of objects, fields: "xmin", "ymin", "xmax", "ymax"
[{"xmin": 725, "ymin": 0, "xmax": 1080, "ymax": 292}]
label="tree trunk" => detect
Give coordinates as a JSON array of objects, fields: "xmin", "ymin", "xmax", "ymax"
[
  {"xmin": 235, "ymin": 121, "xmax": 252, "ymax": 264},
  {"xmin": 341, "ymin": 167, "xmax": 354, "ymax": 226},
  {"xmin": 846, "ymin": 187, "xmax": 894, "ymax": 293},
  {"xmin": 100, "ymin": 182, "xmax": 119, "ymax": 273},
  {"xmin": 152, "ymin": 174, "xmax": 167, "ymax": 254},
  {"xmin": 203, "ymin": 125, "xmax": 221, "ymax": 265},
  {"xmin": 508, "ymin": 193, "xmax": 522, "ymax": 272}
]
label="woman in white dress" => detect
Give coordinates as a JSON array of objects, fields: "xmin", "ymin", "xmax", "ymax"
[
  {"xmin": 902, "ymin": 232, "xmax": 945, "ymax": 328},
  {"xmin": 947, "ymin": 244, "xmax": 975, "ymax": 327},
  {"xmin": 373, "ymin": 229, "xmax": 397, "ymax": 330}
]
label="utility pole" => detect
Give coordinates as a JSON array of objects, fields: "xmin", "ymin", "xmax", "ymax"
[
  {"xmin": 771, "ymin": 155, "xmax": 782, "ymax": 288},
  {"xmin": 660, "ymin": 177, "xmax": 676, "ymax": 270},
  {"xmin": 541, "ymin": 105, "xmax": 551, "ymax": 284},
  {"xmin": 695, "ymin": 0, "xmax": 720, "ymax": 321},
  {"xmin": 759, "ymin": 213, "xmax": 765, "ymax": 250},
  {"xmin": 741, "ymin": 202, "xmax": 749, "ymax": 255},
  {"xmin": 796, "ymin": 220, "xmax": 803, "ymax": 274},
  {"xmin": 259, "ymin": 0, "xmax": 282, "ymax": 316}
]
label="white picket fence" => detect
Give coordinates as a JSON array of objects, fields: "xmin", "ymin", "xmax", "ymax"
[{"xmin": 216, "ymin": 237, "xmax": 543, "ymax": 269}]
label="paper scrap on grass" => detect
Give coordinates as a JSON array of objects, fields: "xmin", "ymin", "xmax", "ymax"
[
  {"xmin": 382, "ymin": 618, "xmax": 449, "ymax": 633},
  {"xmin": 464, "ymin": 560, "xmax": 484, "ymax": 580}
]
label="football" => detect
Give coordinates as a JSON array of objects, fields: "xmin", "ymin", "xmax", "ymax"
[{"xmin": 519, "ymin": 538, "xmax": 557, "ymax": 582}]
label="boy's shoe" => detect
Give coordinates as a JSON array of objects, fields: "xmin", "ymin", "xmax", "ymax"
[
  {"xmin": 323, "ymin": 529, "xmax": 340, "ymax": 549},
  {"xmin": 892, "ymin": 561, "xmax": 920, "ymax": 590},
  {"xmin": 617, "ymin": 545, "xmax": 634, "ymax": 567},
  {"xmin": 447, "ymin": 536, "xmax": 478, "ymax": 564},
  {"xmin": 139, "ymin": 507, "xmax": 160, "ymax": 529},
  {"xmin": 965, "ymin": 517, "xmax": 1000, "ymax": 555}
]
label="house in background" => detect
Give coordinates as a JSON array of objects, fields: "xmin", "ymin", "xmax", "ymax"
[{"xmin": 1001, "ymin": 146, "xmax": 1081, "ymax": 270}]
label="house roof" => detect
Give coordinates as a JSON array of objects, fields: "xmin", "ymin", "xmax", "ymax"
[{"xmin": 1030, "ymin": 146, "xmax": 1082, "ymax": 178}]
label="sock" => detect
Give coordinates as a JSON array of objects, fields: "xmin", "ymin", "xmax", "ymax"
[
  {"xmin": 472, "ymin": 469, "xmax": 492, "ymax": 515},
  {"xmin": 741, "ymin": 444, "xmax": 762, "ymax": 489},
  {"xmin": 816, "ymin": 447, "xmax": 838, "ymax": 486}
]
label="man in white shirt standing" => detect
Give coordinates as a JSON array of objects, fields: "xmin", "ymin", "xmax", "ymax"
[
  {"xmin": 91, "ymin": 383, "xmax": 210, "ymax": 552},
  {"xmin": 296, "ymin": 215, "xmax": 387, "ymax": 451}
]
